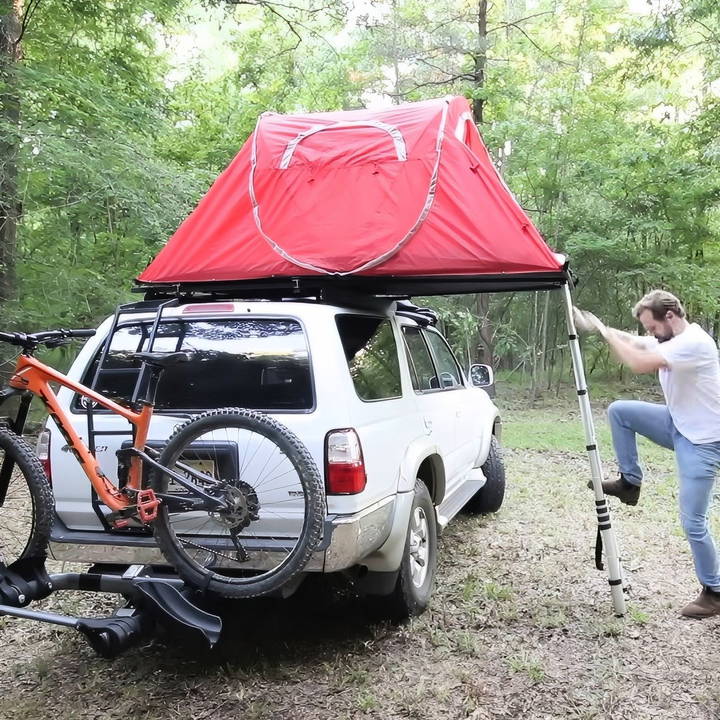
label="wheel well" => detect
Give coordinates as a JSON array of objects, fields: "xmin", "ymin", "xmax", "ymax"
[{"xmin": 416, "ymin": 454, "xmax": 445, "ymax": 506}]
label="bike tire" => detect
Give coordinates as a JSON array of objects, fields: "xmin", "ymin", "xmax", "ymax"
[
  {"xmin": 0, "ymin": 428, "xmax": 54, "ymax": 566},
  {"xmin": 151, "ymin": 408, "xmax": 325, "ymax": 598}
]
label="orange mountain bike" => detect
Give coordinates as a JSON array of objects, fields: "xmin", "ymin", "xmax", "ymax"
[{"xmin": 0, "ymin": 328, "xmax": 324, "ymax": 598}]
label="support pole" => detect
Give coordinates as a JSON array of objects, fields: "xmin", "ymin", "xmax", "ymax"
[{"xmin": 561, "ymin": 283, "xmax": 626, "ymax": 616}]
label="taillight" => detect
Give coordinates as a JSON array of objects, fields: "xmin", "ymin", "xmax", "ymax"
[
  {"xmin": 36, "ymin": 428, "xmax": 51, "ymax": 484},
  {"xmin": 325, "ymin": 429, "xmax": 366, "ymax": 494}
]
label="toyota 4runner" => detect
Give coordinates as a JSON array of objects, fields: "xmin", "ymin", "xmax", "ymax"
[{"xmin": 41, "ymin": 296, "xmax": 504, "ymax": 617}]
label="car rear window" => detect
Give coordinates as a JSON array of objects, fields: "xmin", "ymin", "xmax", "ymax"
[{"xmin": 74, "ymin": 318, "xmax": 314, "ymax": 412}]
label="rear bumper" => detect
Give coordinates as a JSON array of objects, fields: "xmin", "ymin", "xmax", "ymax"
[{"xmin": 49, "ymin": 496, "xmax": 396, "ymax": 573}]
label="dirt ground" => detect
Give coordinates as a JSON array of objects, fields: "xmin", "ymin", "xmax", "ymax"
[{"xmin": 1, "ymin": 393, "xmax": 719, "ymax": 720}]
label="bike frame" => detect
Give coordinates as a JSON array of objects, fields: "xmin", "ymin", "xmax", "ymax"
[{"xmin": 9, "ymin": 353, "xmax": 151, "ymax": 513}]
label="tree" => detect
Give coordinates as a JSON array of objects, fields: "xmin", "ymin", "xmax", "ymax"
[{"xmin": 0, "ymin": 0, "xmax": 23, "ymax": 302}]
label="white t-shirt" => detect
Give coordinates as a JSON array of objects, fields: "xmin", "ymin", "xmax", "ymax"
[{"xmin": 644, "ymin": 323, "xmax": 720, "ymax": 444}]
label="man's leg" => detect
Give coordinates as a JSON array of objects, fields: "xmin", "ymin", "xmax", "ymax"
[
  {"xmin": 607, "ymin": 400, "xmax": 674, "ymax": 486},
  {"xmin": 597, "ymin": 401, "xmax": 675, "ymax": 505},
  {"xmin": 675, "ymin": 434, "xmax": 720, "ymax": 618}
]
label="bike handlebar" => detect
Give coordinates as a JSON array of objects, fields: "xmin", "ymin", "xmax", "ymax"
[{"xmin": 0, "ymin": 328, "xmax": 96, "ymax": 350}]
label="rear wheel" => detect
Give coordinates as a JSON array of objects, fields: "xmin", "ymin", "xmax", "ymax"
[
  {"xmin": 379, "ymin": 479, "xmax": 437, "ymax": 620},
  {"xmin": 0, "ymin": 429, "xmax": 54, "ymax": 567},
  {"xmin": 152, "ymin": 408, "xmax": 325, "ymax": 598}
]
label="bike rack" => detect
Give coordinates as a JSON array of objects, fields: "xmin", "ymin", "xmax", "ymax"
[
  {"xmin": 0, "ymin": 558, "xmax": 222, "ymax": 658},
  {"xmin": 83, "ymin": 298, "xmax": 180, "ymax": 531}
]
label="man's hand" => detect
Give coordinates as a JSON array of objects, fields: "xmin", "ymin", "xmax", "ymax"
[{"xmin": 573, "ymin": 307, "xmax": 607, "ymax": 337}]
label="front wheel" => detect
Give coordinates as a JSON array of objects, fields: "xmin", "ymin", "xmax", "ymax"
[
  {"xmin": 464, "ymin": 435, "xmax": 506, "ymax": 514},
  {"xmin": 151, "ymin": 408, "xmax": 325, "ymax": 598},
  {"xmin": 0, "ymin": 429, "xmax": 54, "ymax": 567}
]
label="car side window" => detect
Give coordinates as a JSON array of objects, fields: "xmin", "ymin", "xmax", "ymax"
[
  {"xmin": 336, "ymin": 315, "xmax": 402, "ymax": 401},
  {"xmin": 402, "ymin": 326, "xmax": 439, "ymax": 392},
  {"xmin": 423, "ymin": 329, "xmax": 463, "ymax": 389}
]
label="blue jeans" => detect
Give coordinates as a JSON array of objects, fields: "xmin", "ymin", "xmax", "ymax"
[{"xmin": 608, "ymin": 400, "xmax": 720, "ymax": 592}]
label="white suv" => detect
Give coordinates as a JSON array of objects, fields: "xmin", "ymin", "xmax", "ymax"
[{"xmin": 42, "ymin": 297, "xmax": 504, "ymax": 616}]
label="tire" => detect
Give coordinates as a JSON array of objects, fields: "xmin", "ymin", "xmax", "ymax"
[
  {"xmin": 0, "ymin": 428, "xmax": 54, "ymax": 567},
  {"xmin": 381, "ymin": 479, "xmax": 437, "ymax": 620},
  {"xmin": 464, "ymin": 434, "xmax": 505, "ymax": 514},
  {"xmin": 151, "ymin": 408, "xmax": 325, "ymax": 599}
]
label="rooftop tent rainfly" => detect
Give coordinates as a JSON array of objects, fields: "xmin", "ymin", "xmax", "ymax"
[{"xmin": 137, "ymin": 97, "xmax": 565, "ymax": 290}]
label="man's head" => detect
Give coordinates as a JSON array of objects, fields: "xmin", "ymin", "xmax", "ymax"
[{"xmin": 632, "ymin": 290, "xmax": 686, "ymax": 343}]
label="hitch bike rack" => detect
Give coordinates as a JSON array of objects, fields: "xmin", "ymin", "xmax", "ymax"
[{"xmin": 0, "ymin": 557, "xmax": 222, "ymax": 658}]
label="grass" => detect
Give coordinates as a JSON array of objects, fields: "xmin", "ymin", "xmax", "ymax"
[
  {"xmin": 483, "ymin": 581, "xmax": 513, "ymax": 602},
  {"xmin": 356, "ymin": 691, "xmax": 378, "ymax": 712},
  {"xmin": 0, "ymin": 377, "xmax": 718, "ymax": 720},
  {"xmin": 627, "ymin": 605, "xmax": 650, "ymax": 625},
  {"xmin": 507, "ymin": 651, "xmax": 546, "ymax": 684},
  {"xmin": 500, "ymin": 380, "xmax": 673, "ymax": 467}
]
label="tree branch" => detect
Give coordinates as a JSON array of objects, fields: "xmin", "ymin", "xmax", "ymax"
[
  {"xmin": 486, "ymin": 10, "xmax": 554, "ymax": 35},
  {"xmin": 503, "ymin": 21, "xmax": 574, "ymax": 66},
  {"xmin": 392, "ymin": 74, "xmax": 476, "ymax": 97},
  {"xmin": 16, "ymin": 0, "xmax": 42, "ymax": 47}
]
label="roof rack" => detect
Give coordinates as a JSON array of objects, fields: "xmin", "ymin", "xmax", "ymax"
[
  {"xmin": 134, "ymin": 270, "xmax": 569, "ymax": 303},
  {"xmin": 395, "ymin": 301, "xmax": 439, "ymax": 326}
]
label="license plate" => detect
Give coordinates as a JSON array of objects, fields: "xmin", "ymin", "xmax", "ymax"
[{"xmin": 167, "ymin": 458, "xmax": 216, "ymax": 492}]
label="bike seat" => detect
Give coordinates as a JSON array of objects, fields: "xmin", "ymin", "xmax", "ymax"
[{"xmin": 130, "ymin": 351, "xmax": 193, "ymax": 368}]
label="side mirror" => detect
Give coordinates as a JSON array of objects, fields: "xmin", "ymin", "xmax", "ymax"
[{"xmin": 469, "ymin": 363, "xmax": 494, "ymax": 388}]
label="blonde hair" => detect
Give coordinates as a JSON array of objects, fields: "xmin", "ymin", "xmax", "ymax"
[{"xmin": 632, "ymin": 290, "xmax": 685, "ymax": 321}]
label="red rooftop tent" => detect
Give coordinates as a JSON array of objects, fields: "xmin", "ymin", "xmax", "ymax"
[
  {"xmin": 137, "ymin": 96, "xmax": 625, "ymax": 615},
  {"xmin": 138, "ymin": 96, "xmax": 566, "ymax": 296}
]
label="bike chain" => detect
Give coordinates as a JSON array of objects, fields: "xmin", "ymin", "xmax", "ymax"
[{"xmin": 177, "ymin": 536, "xmax": 249, "ymax": 565}]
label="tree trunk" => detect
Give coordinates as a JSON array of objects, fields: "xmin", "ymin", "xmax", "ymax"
[
  {"xmin": 472, "ymin": 0, "xmax": 488, "ymax": 125},
  {"xmin": 470, "ymin": 1, "xmax": 491, "ymax": 364},
  {"xmin": 475, "ymin": 293, "xmax": 493, "ymax": 365},
  {"xmin": 0, "ymin": 1, "xmax": 22, "ymax": 303}
]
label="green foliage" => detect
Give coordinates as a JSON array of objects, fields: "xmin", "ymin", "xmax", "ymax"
[
  {"xmin": 1, "ymin": 0, "xmax": 718, "ymax": 389},
  {"xmin": 354, "ymin": 0, "xmax": 720, "ymax": 381},
  {"xmin": 2, "ymin": 0, "xmax": 363, "ymax": 332},
  {"xmin": 3, "ymin": 0, "xmax": 213, "ymax": 329}
]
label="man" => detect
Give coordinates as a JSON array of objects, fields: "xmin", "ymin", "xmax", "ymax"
[{"xmin": 574, "ymin": 290, "xmax": 720, "ymax": 619}]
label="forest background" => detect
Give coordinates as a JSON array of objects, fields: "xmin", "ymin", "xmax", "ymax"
[{"xmin": 1, "ymin": 0, "xmax": 719, "ymax": 395}]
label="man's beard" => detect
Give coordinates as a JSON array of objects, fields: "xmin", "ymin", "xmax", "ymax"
[{"xmin": 656, "ymin": 328, "xmax": 674, "ymax": 343}]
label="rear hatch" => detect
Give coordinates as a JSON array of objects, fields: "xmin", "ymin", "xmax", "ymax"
[{"xmin": 51, "ymin": 308, "xmax": 316, "ymax": 533}]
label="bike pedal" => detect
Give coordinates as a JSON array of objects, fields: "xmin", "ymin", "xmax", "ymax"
[{"xmin": 136, "ymin": 489, "xmax": 160, "ymax": 524}]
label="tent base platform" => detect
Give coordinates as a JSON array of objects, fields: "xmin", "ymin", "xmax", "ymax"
[{"xmin": 135, "ymin": 271, "xmax": 570, "ymax": 302}]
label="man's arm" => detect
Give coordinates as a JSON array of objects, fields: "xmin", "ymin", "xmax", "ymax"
[
  {"xmin": 607, "ymin": 328, "xmax": 655, "ymax": 350},
  {"xmin": 603, "ymin": 328, "xmax": 667, "ymax": 374},
  {"xmin": 573, "ymin": 307, "xmax": 666, "ymax": 374}
]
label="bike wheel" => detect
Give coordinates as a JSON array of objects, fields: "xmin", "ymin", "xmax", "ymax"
[
  {"xmin": 0, "ymin": 429, "xmax": 54, "ymax": 567},
  {"xmin": 151, "ymin": 408, "xmax": 325, "ymax": 598}
]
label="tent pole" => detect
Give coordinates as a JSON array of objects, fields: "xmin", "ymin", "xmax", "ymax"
[{"xmin": 561, "ymin": 283, "xmax": 626, "ymax": 616}]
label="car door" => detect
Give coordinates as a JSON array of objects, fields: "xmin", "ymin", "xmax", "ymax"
[
  {"xmin": 401, "ymin": 326, "xmax": 464, "ymax": 493},
  {"xmin": 421, "ymin": 328, "xmax": 476, "ymax": 493}
]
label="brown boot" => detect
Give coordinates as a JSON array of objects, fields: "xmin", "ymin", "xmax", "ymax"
[
  {"xmin": 587, "ymin": 474, "xmax": 640, "ymax": 506},
  {"xmin": 680, "ymin": 587, "xmax": 720, "ymax": 619}
]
